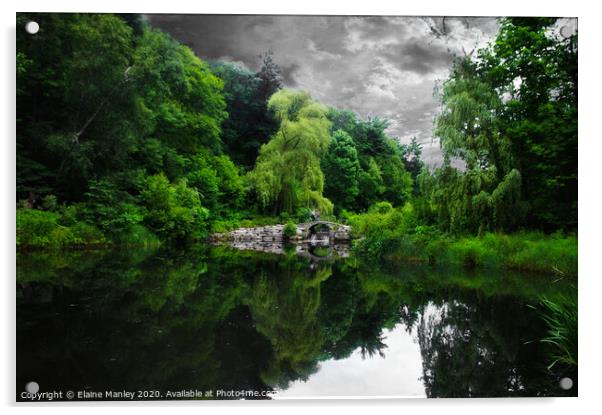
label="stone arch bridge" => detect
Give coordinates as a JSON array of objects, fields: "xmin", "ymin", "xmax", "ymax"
[{"xmin": 296, "ymin": 221, "xmax": 352, "ymax": 241}]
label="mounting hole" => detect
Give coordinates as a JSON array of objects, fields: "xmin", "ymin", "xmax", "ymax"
[
  {"xmin": 559, "ymin": 377, "xmax": 573, "ymax": 390},
  {"xmin": 25, "ymin": 21, "xmax": 39, "ymax": 35},
  {"xmin": 560, "ymin": 25, "xmax": 576, "ymax": 39},
  {"xmin": 25, "ymin": 381, "xmax": 39, "ymax": 394}
]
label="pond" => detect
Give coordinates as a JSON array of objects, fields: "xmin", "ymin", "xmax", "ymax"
[{"xmin": 16, "ymin": 243, "xmax": 577, "ymax": 400}]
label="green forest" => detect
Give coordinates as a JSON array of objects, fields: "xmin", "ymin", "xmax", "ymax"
[{"xmin": 16, "ymin": 14, "xmax": 577, "ymax": 275}]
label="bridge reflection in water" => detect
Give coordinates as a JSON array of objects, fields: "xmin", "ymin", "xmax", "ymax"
[{"xmin": 228, "ymin": 240, "xmax": 351, "ymax": 261}]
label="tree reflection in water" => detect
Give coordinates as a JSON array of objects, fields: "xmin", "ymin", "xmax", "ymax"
[{"xmin": 16, "ymin": 245, "xmax": 576, "ymax": 399}]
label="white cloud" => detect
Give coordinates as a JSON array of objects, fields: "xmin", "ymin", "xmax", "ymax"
[{"xmin": 274, "ymin": 323, "xmax": 426, "ymax": 398}]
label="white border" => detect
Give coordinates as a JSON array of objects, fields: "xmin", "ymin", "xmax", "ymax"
[{"xmin": 2, "ymin": 1, "xmax": 600, "ymax": 414}]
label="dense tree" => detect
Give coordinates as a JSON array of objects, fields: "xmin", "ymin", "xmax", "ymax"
[
  {"xmin": 377, "ymin": 142, "xmax": 413, "ymax": 207},
  {"xmin": 16, "ymin": 13, "xmax": 242, "ymax": 244},
  {"xmin": 15, "ymin": 13, "xmax": 577, "ymax": 248},
  {"xmin": 132, "ymin": 28, "xmax": 227, "ymax": 155},
  {"xmin": 322, "ymin": 130, "xmax": 360, "ymax": 212},
  {"xmin": 327, "ymin": 108, "xmax": 413, "ymax": 211},
  {"xmin": 478, "ymin": 18, "xmax": 577, "ymax": 229},
  {"xmin": 211, "ymin": 62, "xmax": 279, "ymax": 168},
  {"xmin": 430, "ymin": 58, "xmax": 527, "ymax": 233},
  {"xmin": 139, "ymin": 174, "xmax": 209, "ymax": 241},
  {"xmin": 17, "ymin": 13, "xmax": 138, "ymax": 202},
  {"xmin": 400, "ymin": 137, "xmax": 425, "ymax": 194},
  {"xmin": 423, "ymin": 18, "xmax": 577, "ymax": 233}
]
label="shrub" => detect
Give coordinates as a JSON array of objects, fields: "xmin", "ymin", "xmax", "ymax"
[
  {"xmin": 116, "ymin": 224, "xmax": 160, "ymax": 247},
  {"xmin": 17, "ymin": 209, "xmax": 62, "ymax": 247},
  {"xmin": 139, "ymin": 174, "xmax": 210, "ymax": 241},
  {"xmin": 16, "ymin": 208, "xmax": 107, "ymax": 248},
  {"xmin": 69, "ymin": 222, "xmax": 107, "ymax": 245},
  {"xmin": 283, "ymin": 222, "xmax": 297, "ymax": 240}
]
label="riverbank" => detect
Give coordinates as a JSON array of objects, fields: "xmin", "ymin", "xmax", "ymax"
[
  {"xmin": 353, "ymin": 231, "xmax": 577, "ymax": 277},
  {"xmin": 16, "ymin": 208, "xmax": 161, "ymax": 250},
  {"xmin": 344, "ymin": 202, "xmax": 577, "ymax": 276},
  {"xmin": 18, "ymin": 206, "xmax": 577, "ymax": 278}
]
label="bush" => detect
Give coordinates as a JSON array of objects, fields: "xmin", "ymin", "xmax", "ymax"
[
  {"xmin": 283, "ymin": 222, "xmax": 297, "ymax": 240},
  {"xmin": 139, "ymin": 174, "xmax": 210, "ymax": 241},
  {"xmin": 347, "ymin": 201, "xmax": 417, "ymax": 239},
  {"xmin": 116, "ymin": 224, "xmax": 160, "ymax": 247},
  {"xmin": 16, "ymin": 208, "xmax": 107, "ymax": 248},
  {"xmin": 17, "ymin": 209, "xmax": 62, "ymax": 247},
  {"xmin": 70, "ymin": 222, "xmax": 107, "ymax": 245}
]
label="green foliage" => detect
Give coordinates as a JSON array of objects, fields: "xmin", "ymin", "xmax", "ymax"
[
  {"xmin": 132, "ymin": 28, "xmax": 227, "ymax": 154},
  {"xmin": 356, "ymin": 157, "xmax": 386, "ymax": 212},
  {"xmin": 435, "ymin": 59, "xmax": 510, "ymax": 172},
  {"xmin": 346, "ymin": 202, "xmax": 418, "ymax": 259},
  {"xmin": 17, "ymin": 208, "xmax": 107, "ymax": 248},
  {"xmin": 426, "ymin": 18, "xmax": 577, "ymax": 232},
  {"xmin": 211, "ymin": 61, "xmax": 279, "ymax": 168},
  {"xmin": 430, "ymin": 56, "xmax": 524, "ymax": 234},
  {"xmin": 249, "ymin": 89, "xmax": 333, "ymax": 215},
  {"xmin": 16, "ymin": 13, "xmax": 245, "ymax": 245},
  {"xmin": 536, "ymin": 294, "xmax": 578, "ymax": 369},
  {"xmin": 17, "ymin": 13, "xmax": 139, "ymax": 201},
  {"xmin": 326, "ymin": 108, "xmax": 412, "ymax": 211},
  {"xmin": 15, "ymin": 13, "xmax": 577, "ymax": 249},
  {"xmin": 377, "ymin": 144, "xmax": 413, "ymax": 207},
  {"xmin": 480, "ymin": 18, "xmax": 577, "ymax": 229},
  {"xmin": 350, "ymin": 212, "xmax": 578, "ymax": 275},
  {"xmin": 283, "ymin": 222, "xmax": 297, "ymax": 239},
  {"xmin": 81, "ymin": 179, "xmax": 144, "ymax": 236},
  {"xmin": 139, "ymin": 174, "xmax": 209, "ymax": 241},
  {"xmin": 322, "ymin": 130, "xmax": 360, "ymax": 212},
  {"xmin": 186, "ymin": 152, "xmax": 246, "ymax": 215}
]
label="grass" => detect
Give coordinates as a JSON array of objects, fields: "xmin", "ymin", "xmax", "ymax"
[
  {"xmin": 356, "ymin": 231, "xmax": 577, "ymax": 276},
  {"xmin": 346, "ymin": 204, "xmax": 577, "ymax": 276},
  {"xmin": 531, "ymin": 294, "xmax": 578, "ymax": 370}
]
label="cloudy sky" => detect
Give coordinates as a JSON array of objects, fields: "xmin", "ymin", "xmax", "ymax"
[
  {"xmin": 147, "ymin": 15, "xmax": 501, "ymax": 164},
  {"xmin": 274, "ymin": 322, "xmax": 425, "ymax": 398}
]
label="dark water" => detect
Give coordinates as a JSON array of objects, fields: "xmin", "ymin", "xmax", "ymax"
[{"xmin": 16, "ymin": 244, "xmax": 577, "ymax": 400}]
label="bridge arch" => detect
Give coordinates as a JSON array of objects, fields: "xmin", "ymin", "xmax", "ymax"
[{"xmin": 300, "ymin": 221, "xmax": 338, "ymax": 239}]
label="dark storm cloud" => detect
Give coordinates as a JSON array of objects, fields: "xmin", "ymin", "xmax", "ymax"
[
  {"xmin": 146, "ymin": 14, "xmax": 501, "ymax": 165},
  {"xmin": 281, "ymin": 63, "xmax": 300, "ymax": 86},
  {"xmin": 384, "ymin": 42, "xmax": 454, "ymax": 75}
]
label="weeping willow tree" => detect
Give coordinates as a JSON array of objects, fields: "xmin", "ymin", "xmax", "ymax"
[
  {"xmin": 425, "ymin": 59, "xmax": 528, "ymax": 233},
  {"xmin": 248, "ymin": 89, "xmax": 333, "ymax": 215}
]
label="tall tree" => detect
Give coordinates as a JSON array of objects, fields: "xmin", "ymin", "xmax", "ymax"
[
  {"xmin": 322, "ymin": 130, "xmax": 360, "ymax": 212},
  {"xmin": 327, "ymin": 107, "xmax": 412, "ymax": 211},
  {"xmin": 400, "ymin": 137, "xmax": 425, "ymax": 194},
  {"xmin": 478, "ymin": 18, "xmax": 577, "ymax": 229},
  {"xmin": 211, "ymin": 62, "xmax": 279, "ymax": 169},
  {"xmin": 256, "ymin": 50, "xmax": 284, "ymax": 103},
  {"xmin": 132, "ymin": 28, "xmax": 227, "ymax": 156}
]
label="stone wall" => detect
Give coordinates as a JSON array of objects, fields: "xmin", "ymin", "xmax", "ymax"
[{"xmin": 211, "ymin": 223, "xmax": 352, "ymax": 244}]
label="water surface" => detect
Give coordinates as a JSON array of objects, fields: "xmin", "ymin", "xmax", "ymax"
[{"xmin": 16, "ymin": 244, "xmax": 577, "ymax": 400}]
